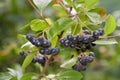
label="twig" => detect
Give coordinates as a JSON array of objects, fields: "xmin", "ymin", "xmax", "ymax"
[
  {"xmin": 27, "ymin": 0, "xmax": 50, "ymax": 26},
  {"xmin": 39, "ymin": 54, "xmax": 54, "ymax": 78},
  {"xmin": 100, "ymin": 33, "xmax": 120, "ymax": 39},
  {"xmin": 59, "ymin": 1, "xmax": 69, "ymax": 14}
]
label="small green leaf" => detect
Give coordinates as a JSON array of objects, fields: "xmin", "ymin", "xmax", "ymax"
[
  {"xmin": 57, "ymin": 70, "xmax": 83, "ymax": 80},
  {"xmin": 104, "ymin": 15, "xmax": 116, "ymax": 35},
  {"xmin": 33, "ymin": 0, "xmax": 52, "ymax": 10},
  {"xmin": 20, "ymin": 73, "xmax": 38, "ymax": 80},
  {"xmin": 60, "ymin": 57, "xmax": 77, "ymax": 69},
  {"xmin": 30, "ymin": 19, "xmax": 48, "ymax": 31},
  {"xmin": 20, "ymin": 24, "xmax": 30, "ymax": 30},
  {"xmin": 94, "ymin": 38, "xmax": 118, "ymax": 45},
  {"xmin": 87, "ymin": 12, "xmax": 102, "ymax": 24},
  {"xmin": 52, "ymin": 4, "xmax": 67, "ymax": 16},
  {"xmin": 22, "ymin": 52, "xmax": 36, "ymax": 70},
  {"xmin": 85, "ymin": 0, "xmax": 98, "ymax": 9},
  {"xmin": 49, "ymin": 18, "xmax": 75, "ymax": 39},
  {"xmin": 51, "ymin": 36, "xmax": 58, "ymax": 48},
  {"xmin": 66, "ymin": 0, "xmax": 77, "ymax": 10}
]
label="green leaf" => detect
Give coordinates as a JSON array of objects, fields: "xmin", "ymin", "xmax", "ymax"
[
  {"xmin": 86, "ymin": 12, "xmax": 102, "ymax": 24},
  {"xmin": 0, "ymin": 72, "xmax": 12, "ymax": 80},
  {"xmin": 57, "ymin": 70, "xmax": 83, "ymax": 80},
  {"xmin": 51, "ymin": 36, "xmax": 58, "ymax": 48},
  {"xmin": 65, "ymin": 0, "xmax": 77, "ymax": 10},
  {"xmin": 30, "ymin": 19, "xmax": 48, "ymax": 31},
  {"xmin": 22, "ymin": 52, "xmax": 36, "ymax": 70},
  {"xmin": 33, "ymin": 0, "xmax": 52, "ymax": 10},
  {"xmin": 94, "ymin": 38, "xmax": 118, "ymax": 45},
  {"xmin": 52, "ymin": 4, "xmax": 67, "ymax": 16},
  {"xmin": 49, "ymin": 18, "xmax": 75, "ymax": 39},
  {"xmin": 104, "ymin": 15, "xmax": 116, "ymax": 35},
  {"xmin": 20, "ymin": 24, "xmax": 30, "ymax": 30},
  {"xmin": 60, "ymin": 57, "xmax": 77, "ymax": 69},
  {"xmin": 20, "ymin": 73, "xmax": 38, "ymax": 80},
  {"xmin": 85, "ymin": 0, "xmax": 98, "ymax": 9}
]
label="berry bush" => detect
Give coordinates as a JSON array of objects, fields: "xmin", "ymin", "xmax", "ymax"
[{"xmin": 17, "ymin": 0, "xmax": 119, "ymax": 80}]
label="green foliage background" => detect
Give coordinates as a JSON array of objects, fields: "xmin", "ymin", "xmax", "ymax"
[{"xmin": 0, "ymin": 0, "xmax": 120, "ymax": 80}]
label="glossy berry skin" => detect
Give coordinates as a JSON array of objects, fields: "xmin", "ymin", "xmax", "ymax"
[
  {"xmin": 32, "ymin": 56, "xmax": 38, "ymax": 63},
  {"xmin": 20, "ymin": 51, "xmax": 25, "ymax": 56},
  {"xmin": 34, "ymin": 40, "xmax": 42, "ymax": 47},
  {"xmin": 37, "ymin": 37, "xmax": 44, "ymax": 42},
  {"xmin": 26, "ymin": 34, "xmax": 33, "ymax": 41},
  {"xmin": 82, "ymin": 35, "xmax": 90, "ymax": 43},
  {"xmin": 87, "ymin": 56, "xmax": 94, "ymax": 63},
  {"xmin": 55, "ymin": 48, "xmax": 60, "ymax": 54},
  {"xmin": 93, "ymin": 30, "xmax": 100, "ymax": 38},
  {"xmin": 98, "ymin": 29, "xmax": 104, "ymax": 35},
  {"xmin": 51, "ymin": 48, "xmax": 60, "ymax": 54},
  {"xmin": 42, "ymin": 40, "xmax": 51, "ymax": 48},
  {"xmin": 44, "ymin": 48, "xmax": 50, "ymax": 54},
  {"xmin": 39, "ymin": 48, "xmax": 45, "ymax": 54},
  {"xmin": 89, "ymin": 36, "xmax": 95, "ymax": 42},
  {"xmin": 77, "ymin": 35, "xmax": 83, "ymax": 41},
  {"xmin": 89, "ymin": 52, "xmax": 95, "ymax": 57},
  {"xmin": 72, "ymin": 37, "xmax": 77, "ymax": 43},
  {"xmin": 81, "ymin": 65, "xmax": 87, "ymax": 71},
  {"xmin": 70, "ymin": 43, "xmax": 75, "ymax": 48},
  {"xmin": 83, "ymin": 30, "xmax": 90, "ymax": 35},
  {"xmin": 59, "ymin": 38, "xmax": 65, "ymax": 44},
  {"xmin": 67, "ymin": 35, "xmax": 73, "ymax": 41},
  {"xmin": 37, "ymin": 56, "xmax": 46, "ymax": 66}
]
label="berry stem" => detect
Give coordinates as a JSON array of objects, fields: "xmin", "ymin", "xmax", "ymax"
[
  {"xmin": 39, "ymin": 54, "xmax": 54, "ymax": 78},
  {"xmin": 100, "ymin": 33, "xmax": 120, "ymax": 39},
  {"xmin": 27, "ymin": 0, "xmax": 50, "ymax": 26}
]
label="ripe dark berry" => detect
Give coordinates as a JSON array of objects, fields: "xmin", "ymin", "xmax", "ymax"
[
  {"xmin": 98, "ymin": 29, "xmax": 104, "ymax": 35},
  {"xmin": 72, "ymin": 37, "xmax": 77, "ymax": 43},
  {"xmin": 67, "ymin": 35, "xmax": 73, "ymax": 41},
  {"xmin": 81, "ymin": 65, "xmax": 87, "ymax": 71},
  {"xmin": 39, "ymin": 48, "xmax": 45, "ymax": 54},
  {"xmin": 59, "ymin": 38, "xmax": 65, "ymax": 44},
  {"xmin": 34, "ymin": 40, "xmax": 42, "ymax": 47},
  {"xmin": 42, "ymin": 40, "xmax": 51, "ymax": 48},
  {"xmin": 37, "ymin": 37, "xmax": 44, "ymax": 42},
  {"xmin": 77, "ymin": 35, "xmax": 83, "ymax": 41},
  {"xmin": 89, "ymin": 36, "xmax": 95, "ymax": 42},
  {"xmin": 93, "ymin": 30, "xmax": 100, "ymax": 38},
  {"xmin": 82, "ymin": 35, "xmax": 90, "ymax": 43},
  {"xmin": 87, "ymin": 56, "xmax": 94, "ymax": 63},
  {"xmin": 38, "ymin": 56, "xmax": 46, "ymax": 66},
  {"xmin": 32, "ymin": 56, "xmax": 38, "ymax": 63},
  {"xmin": 78, "ymin": 56, "xmax": 87, "ymax": 65},
  {"xmin": 30, "ymin": 38, "xmax": 36, "ymax": 45},
  {"xmin": 83, "ymin": 30, "xmax": 90, "ymax": 35},
  {"xmin": 64, "ymin": 39, "xmax": 70, "ymax": 47},
  {"xmin": 89, "ymin": 52, "xmax": 95, "ymax": 57},
  {"xmin": 26, "ymin": 34, "xmax": 33, "ymax": 41},
  {"xmin": 70, "ymin": 43, "xmax": 75, "ymax": 48},
  {"xmin": 55, "ymin": 48, "xmax": 60, "ymax": 54},
  {"xmin": 20, "ymin": 51, "xmax": 25, "ymax": 56},
  {"xmin": 44, "ymin": 48, "xmax": 51, "ymax": 54}
]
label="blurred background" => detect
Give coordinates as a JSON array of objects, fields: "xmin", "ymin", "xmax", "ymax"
[{"xmin": 0, "ymin": 0, "xmax": 120, "ymax": 80}]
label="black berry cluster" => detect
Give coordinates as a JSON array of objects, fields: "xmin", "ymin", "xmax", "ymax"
[
  {"xmin": 72, "ymin": 52, "xmax": 95, "ymax": 71},
  {"xmin": 26, "ymin": 34, "xmax": 51, "ymax": 47},
  {"xmin": 26, "ymin": 34, "xmax": 60, "ymax": 55},
  {"xmin": 20, "ymin": 51, "xmax": 46, "ymax": 66},
  {"xmin": 20, "ymin": 33, "xmax": 60, "ymax": 66},
  {"xmin": 60, "ymin": 29, "xmax": 104, "ymax": 52}
]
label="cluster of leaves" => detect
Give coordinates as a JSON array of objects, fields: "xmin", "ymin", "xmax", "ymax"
[{"xmin": 18, "ymin": 0, "xmax": 118, "ymax": 80}]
